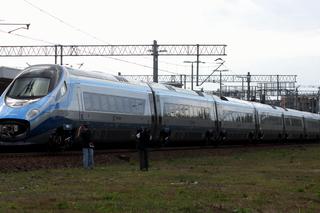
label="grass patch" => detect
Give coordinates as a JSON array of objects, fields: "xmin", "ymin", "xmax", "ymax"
[{"xmin": 1, "ymin": 144, "xmax": 320, "ymax": 212}]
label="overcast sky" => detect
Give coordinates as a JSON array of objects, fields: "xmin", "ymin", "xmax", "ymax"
[{"xmin": 0, "ymin": 0, "xmax": 319, "ymax": 89}]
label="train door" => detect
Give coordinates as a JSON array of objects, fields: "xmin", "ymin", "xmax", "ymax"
[
  {"xmin": 214, "ymin": 101, "xmax": 221, "ymax": 140},
  {"xmin": 281, "ymin": 113, "xmax": 286, "ymax": 141},
  {"xmin": 302, "ymin": 116, "xmax": 307, "ymax": 139},
  {"xmin": 253, "ymin": 108, "xmax": 261, "ymax": 140},
  {"xmin": 147, "ymin": 85, "xmax": 160, "ymax": 142},
  {"xmin": 77, "ymin": 86, "xmax": 85, "ymax": 122}
]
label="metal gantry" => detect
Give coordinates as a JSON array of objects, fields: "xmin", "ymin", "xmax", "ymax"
[
  {"xmin": 0, "ymin": 41, "xmax": 227, "ymax": 83},
  {"xmin": 121, "ymin": 74, "xmax": 297, "ymax": 84},
  {"xmin": 0, "ymin": 44, "xmax": 226, "ymax": 56}
]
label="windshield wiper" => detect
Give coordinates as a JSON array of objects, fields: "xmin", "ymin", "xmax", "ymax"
[{"xmin": 15, "ymin": 80, "xmax": 35, "ymax": 98}]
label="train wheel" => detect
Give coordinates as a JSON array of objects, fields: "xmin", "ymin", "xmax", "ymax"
[
  {"xmin": 204, "ymin": 137, "xmax": 213, "ymax": 146},
  {"xmin": 48, "ymin": 133, "xmax": 70, "ymax": 152}
]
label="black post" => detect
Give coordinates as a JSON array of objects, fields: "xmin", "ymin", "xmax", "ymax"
[
  {"xmin": 191, "ymin": 63, "xmax": 194, "ymax": 91},
  {"xmin": 152, "ymin": 40, "xmax": 158, "ymax": 83},
  {"xmin": 317, "ymin": 87, "xmax": 320, "ymax": 113},
  {"xmin": 295, "ymin": 87, "xmax": 298, "ymax": 110},
  {"xmin": 247, "ymin": 72, "xmax": 251, "ymax": 101},
  {"xmin": 196, "ymin": 44, "xmax": 199, "ymax": 86},
  {"xmin": 60, "ymin": 45, "xmax": 63, "ymax": 65},
  {"xmin": 277, "ymin": 75, "xmax": 279, "ymax": 103},
  {"xmin": 54, "ymin": 45, "xmax": 58, "ymax": 64},
  {"xmin": 219, "ymin": 71, "xmax": 222, "ymax": 97},
  {"xmin": 241, "ymin": 78, "xmax": 244, "ymax": 99}
]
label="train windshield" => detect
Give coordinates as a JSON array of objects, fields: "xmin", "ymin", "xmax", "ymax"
[
  {"xmin": 6, "ymin": 65, "xmax": 62, "ymax": 99},
  {"xmin": 6, "ymin": 77, "xmax": 51, "ymax": 99}
]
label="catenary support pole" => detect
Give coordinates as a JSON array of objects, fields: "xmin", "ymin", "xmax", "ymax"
[{"xmin": 152, "ymin": 40, "xmax": 158, "ymax": 83}]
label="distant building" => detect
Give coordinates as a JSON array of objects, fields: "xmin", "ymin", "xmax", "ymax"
[
  {"xmin": 281, "ymin": 94, "xmax": 319, "ymax": 113},
  {"xmin": 0, "ymin": 66, "xmax": 22, "ymax": 94}
]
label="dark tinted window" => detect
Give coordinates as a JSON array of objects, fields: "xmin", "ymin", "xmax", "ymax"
[
  {"xmin": 83, "ymin": 92, "xmax": 145, "ymax": 115},
  {"xmin": 6, "ymin": 65, "xmax": 62, "ymax": 99},
  {"xmin": 164, "ymin": 103, "xmax": 210, "ymax": 119},
  {"xmin": 7, "ymin": 77, "xmax": 50, "ymax": 98}
]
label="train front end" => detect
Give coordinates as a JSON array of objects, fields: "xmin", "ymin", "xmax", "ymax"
[{"xmin": 0, "ymin": 64, "xmax": 64, "ymax": 145}]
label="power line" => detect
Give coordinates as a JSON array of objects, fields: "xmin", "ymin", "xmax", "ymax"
[
  {"xmin": 0, "ymin": 29, "xmax": 55, "ymax": 44},
  {"xmin": 104, "ymin": 57, "xmax": 180, "ymax": 75},
  {"xmin": 22, "ymin": 0, "xmax": 194, "ymax": 73},
  {"xmin": 23, "ymin": 0, "xmax": 109, "ymax": 45}
]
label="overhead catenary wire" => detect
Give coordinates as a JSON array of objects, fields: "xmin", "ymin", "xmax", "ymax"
[
  {"xmin": 22, "ymin": 0, "xmax": 186, "ymax": 74},
  {"xmin": 0, "ymin": 29, "xmax": 55, "ymax": 45},
  {"xmin": 0, "ymin": 29, "xmax": 180, "ymax": 74},
  {"xmin": 23, "ymin": 0, "xmax": 109, "ymax": 45}
]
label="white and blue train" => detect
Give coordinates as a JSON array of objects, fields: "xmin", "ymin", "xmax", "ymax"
[{"xmin": 0, "ymin": 64, "xmax": 319, "ymax": 148}]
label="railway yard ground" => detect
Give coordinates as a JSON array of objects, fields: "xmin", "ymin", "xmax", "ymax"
[{"xmin": 0, "ymin": 144, "xmax": 320, "ymax": 212}]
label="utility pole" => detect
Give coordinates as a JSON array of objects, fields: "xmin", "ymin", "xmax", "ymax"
[
  {"xmin": 295, "ymin": 86, "xmax": 299, "ymax": 110},
  {"xmin": 276, "ymin": 75, "xmax": 280, "ymax": 103},
  {"xmin": 152, "ymin": 40, "xmax": 159, "ymax": 83},
  {"xmin": 247, "ymin": 72, "xmax": 251, "ymax": 101},
  {"xmin": 196, "ymin": 44, "xmax": 200, "ymax": 86},
  {"xmin": 236, "ymin": 75, "xmax": 247, "ymax": 100},
  {"xmin": 219, "ymin": 70, "xmax": 229, "ymax": 97},
  {"xmin": 184, "ymin": 60, "xmax": 205, "ymax": 90},
  {"xmin": 317, "ymin": 87, "xmax": 320, "ymax": 113}
]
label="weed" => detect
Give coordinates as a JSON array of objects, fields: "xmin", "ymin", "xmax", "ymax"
[
  {"xmin": 102, "ymin": 192, "xmax": 119, "ymax": 201},
  {"xmin": 317, "ymin": 191, "xmax": 320, "ymax": 199},
  {"xmin": 57, "ymin": 201, "xmax": 69, "ymax": 209},
  {"xmin": 233, "ymin": 207, "xmax": 252, "ymax": 213}
]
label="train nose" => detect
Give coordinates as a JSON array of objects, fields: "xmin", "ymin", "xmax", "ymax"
[{"xmin": 0, "ymin": 120, "xmax": 29, "ymax": 142}]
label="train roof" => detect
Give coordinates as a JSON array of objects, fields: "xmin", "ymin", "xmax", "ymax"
[
  {"xmin": 149, "ymin": 82, "xmax": 212, "ymax": 100},
  {"xmin": 284, "ymin": 108, "xmax": 319, "ymax": 119},
  {"xmin": 250, "ymin": 101, "xmax": 286, "ymax": 114},
  {"xmin": 212, "ymin": 95, "xmax": 255, "ymax": 109},
  {"xmin": 65, "ymin": 66, "xmax": 149, "ymax": 87},
  {"xmin": 65, "ymin": 66, "xmax": 211, "ymax": 100}
]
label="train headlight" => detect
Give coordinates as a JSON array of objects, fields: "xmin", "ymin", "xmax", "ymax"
[
  {"xmin": 26, "ymin": 109, "xmax": 40, "ymax": 120},
  {"xmin": 0, "ymin": 124, "xmax": 19, "ymax": 134},
  {"xmin": 63, "ymin": 124, "xmax": 72, "ymax": 130}
]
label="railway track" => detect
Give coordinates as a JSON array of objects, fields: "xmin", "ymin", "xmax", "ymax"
[
  {"xmin": 0, "ymin": 141, "xmax": 318, "ymax": 159},
  {"xmin": 0, "ymin": 142, "xmax": 318, "ymax": 172}
]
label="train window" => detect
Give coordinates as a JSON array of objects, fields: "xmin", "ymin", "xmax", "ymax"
[
  {"xmin": 245, "ymin": 114, "xmax": 253, "ymax": 123},
  {"xmin": 83, "ymin": 92, "xmax": 145, "ymax": 115},
  {"xmin": 285, "ymin": 118, "xmax": 291, "ymax": 126},
  {"xmin": 307, "ymin": 120, "xmax": 319, "ymax": 129},
  {"xmin": 7, "ymin": 77, "xmax": 51, "ymax": 99},
  {"xmin": 92, "ymin": 94, "xmax": 101, "ymax": 111},
  {"xmin": 164, "ymin": 103, "xmax": 171, "ymax": 117},
  {"xmin": 164, "ymin": 103, "xmax": 210, "ymax": 120},
  {"xmin": 61, "ymin": 82, "xmax": 67, "ymax": 96},
  {"xmin": 204, "ymin": 108, "xmax": 210, "ymax": 119},
  {"xmin": 100, "ymin": 95, "xmax": 109, "ymax": 112},
  {"xmin": 122, "ymin": 97, "xmax": 130, "ymax": 113},
  {"xmin": 55, "ymin": 81, "xmax": 67, "ymax": 101},
  {"xmin": 291, "ymin": 118, "xmax": 302, "ymax": 127},
  {"xmin": 83, "ymin": 93, "xmax": 93, "ymax": 111},
  {"xmin": 260, "ymin": 114, "xmax": 282, "ymax": 126},
  {"xmin": 108, "ymin": 96, "xmax": 117, "ymax": 112}
]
